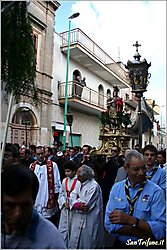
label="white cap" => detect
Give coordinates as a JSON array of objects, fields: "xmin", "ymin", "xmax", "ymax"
[{"xmin": 57, "ymin": 151, "xmax": 63, "ymax": 157}]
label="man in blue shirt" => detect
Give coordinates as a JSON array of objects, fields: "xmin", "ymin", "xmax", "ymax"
[
  {"xmin": 143, "ymin": 144, "xmax": 166, "ymax": 194},
  {"xmin": 105, "ymin": 150, "xmax": 166, "ymax": 249},
  {"xmin": 157, "ymin": 150, "xmax": 166, "ymax": 169},
  {"xmin": 1, "ymin": 164, "xmax": 66, "ymax": 249}
]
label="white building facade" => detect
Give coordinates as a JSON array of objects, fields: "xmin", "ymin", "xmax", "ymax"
[{"xmin": 51, "ymin": 29, "xmax": 132, "ymax": 148}]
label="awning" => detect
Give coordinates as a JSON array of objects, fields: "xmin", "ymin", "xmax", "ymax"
[{"xmin": 51, "ymin": 122, "xmax": 70, "ymax": 132}]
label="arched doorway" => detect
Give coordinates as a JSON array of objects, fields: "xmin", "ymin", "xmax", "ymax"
[
  {"xmin": 107, "ymin": 89, "xmax": 111, "ymax": 99},
  {"xmin": 73, "ymin": 69, "xmax": 81, "ymax": 81},
  {"xmin": 11, "ymin": 107, "xmax": 37, "ymax": 147},
  {"xmin": 72, "ymin": 69, "xmax": 84, "ymax": 98}
]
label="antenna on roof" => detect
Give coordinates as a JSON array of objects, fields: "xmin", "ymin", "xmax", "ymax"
[{"xmin": 118, "ymin": 46, "xmax": 121, "ymax": 62}]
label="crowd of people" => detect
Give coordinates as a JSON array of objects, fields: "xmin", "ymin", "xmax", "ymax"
[{"xmin": 1, "ymin": 141, "xmax": 166, "ymax": 249}]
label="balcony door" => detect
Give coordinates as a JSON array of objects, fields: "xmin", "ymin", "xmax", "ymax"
[{"xmin": 98, "ymin": 84, "xmax": 104, "ymax": 108}]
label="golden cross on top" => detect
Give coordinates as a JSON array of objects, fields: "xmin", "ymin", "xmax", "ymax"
[{"xmin": 133, "ymin": 41, "xmax": 141, "ymax": 53}]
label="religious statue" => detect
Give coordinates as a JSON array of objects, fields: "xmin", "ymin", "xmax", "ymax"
[{"xmin": 107, "ymin": 86, "xmax": 123, "ymax": 115}]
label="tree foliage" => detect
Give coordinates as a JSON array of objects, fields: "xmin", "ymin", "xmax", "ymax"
[{"xmin": 1, "ymin": 1, "xmax": 39, "ymax": 105}]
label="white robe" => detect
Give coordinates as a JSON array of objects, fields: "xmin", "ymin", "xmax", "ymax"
[
  {"xmin": 58, "ymin": 176, "xmax": 81, "ymax": 245},
  {"xmin": 30, "ymin": 161, "xmax": 61, "ymax": 218},
  {"xmin": 69, "ymin": 178, "xmax": 105, "ymax": 249}
]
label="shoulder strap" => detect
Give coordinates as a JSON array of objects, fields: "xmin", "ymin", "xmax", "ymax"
[
  {"xmin": 65, "ymin": 177, "xmax": 70, "ymax": 197},
  {"xmin": 70, "ymin": 179, "xmax": 78, "ymax": 193},
  {"xmin": 65, "ymin": 177, "xmax": 78, "ymax": 197}
]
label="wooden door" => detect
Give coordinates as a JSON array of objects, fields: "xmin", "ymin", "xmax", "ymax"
[{"xmin": 11, "ymin": 127, "xmax": 31, "ymax": 146}]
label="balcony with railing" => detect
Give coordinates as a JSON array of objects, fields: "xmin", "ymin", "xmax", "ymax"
[
  {"xmin": 58, "ymin": 80, "xmax": 108, "ymax": 115},
  {"xmin": 60, "ymin": 28, "xmax": 129, "ymax": 89}
]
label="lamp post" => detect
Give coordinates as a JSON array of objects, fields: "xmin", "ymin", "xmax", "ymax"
[
  {"xmin": 160, "ymin": 105, "xmax": 165, "ymax": 149},
  {"xmin": 126, "ymin": 41, "xmax": 151, "ymax": 152},
  {"xmin": 66, "ymin": 112, "xmax": 74, "ymax": 147},
  {"xmin": 63, "ymin": 12, "xmax": 80, "ymax": 150},
  {"xmin": 22, "ymin": 107, "xmax": 30, "ymax": 148}
]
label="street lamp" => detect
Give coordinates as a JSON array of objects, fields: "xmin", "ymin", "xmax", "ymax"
[
  {"xmin": 63, "ymin": 12, "xmax": 80, "ymax": 150},
  {"xmin": 149, "ymin": 99, "xmax": 155, "ymax": 144},
  {"xmin": 126, "ymin": 41, "xmax": 151, "ymax": 152},
  {"xmin": 66, "ymin": 112, "xmax": 74, "ymax": 147},
  {"xmin": 22, "ymin": 107, "xmax": 30, "ymax": 148}
]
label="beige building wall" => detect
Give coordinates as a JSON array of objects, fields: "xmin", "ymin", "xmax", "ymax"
[{"xmin": 1, "ymin": 1, "xmax": 60, "ymax": 146}]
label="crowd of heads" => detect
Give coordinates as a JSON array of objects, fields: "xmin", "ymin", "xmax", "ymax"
[
  {"xmin": 1, "ymin": 142, "xmax": 94, "ymax": 171},
  {"xmin": 1, "ymin": 140, "xmax": 166, "ymax": 247},
  {"xmin": 2, "ymin": 141, "xmax": 166, "ymax": 172}
]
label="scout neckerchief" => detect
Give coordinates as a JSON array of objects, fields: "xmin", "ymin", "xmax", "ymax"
[
  {"xmin": 65, "ymin": 177, "xmax": 78, "ymax": 197},
  {"xmin": 125, "ymin": 178, "xmax": 147, "ymax": 215},
  {"xmin": 146, "ymin": 166, "xmax": 158, "ymax": 180},
  {"xmin": 30, "ymin": 159, "xmax": 55, "ymax": 209}
]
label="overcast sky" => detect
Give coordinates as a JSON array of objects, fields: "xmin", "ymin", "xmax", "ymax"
[{"xmin": 55, "ymin": 1, "xmax": 166, "ymax": 125}]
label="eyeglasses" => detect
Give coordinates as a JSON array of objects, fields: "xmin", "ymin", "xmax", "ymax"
[
  {"xmin": 111, "ymin": 150, "xmax": 118, "ymax": 153},
  {"xmin": 128, "ymin": 165, "xmax": 146, "ymax": 172}
]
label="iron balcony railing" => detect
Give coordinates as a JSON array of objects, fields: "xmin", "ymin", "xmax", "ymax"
[
  {"xmin": 58, "ymin": 80, "xmax": 108, "ymax": 110},
  {"xmin": 60, "ymin": 28, "xmax": 128, "ymax": 84}
]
